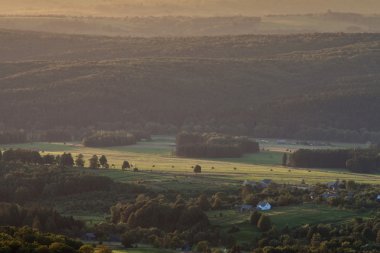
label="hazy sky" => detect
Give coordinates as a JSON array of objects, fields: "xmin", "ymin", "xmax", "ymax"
[{"xmin": 1, "ymin": 0, "xmax": 380, "ymax": 16}]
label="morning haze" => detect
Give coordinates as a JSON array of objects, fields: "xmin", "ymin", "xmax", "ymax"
[
  {"xmin": 0, "ymin": 1, "xmax": 380, "ymax": 253},
  {"xmin": 1, "ymin": 0, "xmax": 380, "ymax": 16}
]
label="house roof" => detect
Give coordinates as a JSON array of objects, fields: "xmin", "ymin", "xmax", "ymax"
[{"xmin": 257, "ymin": 201, "xmax": 270, "ymax": 206}]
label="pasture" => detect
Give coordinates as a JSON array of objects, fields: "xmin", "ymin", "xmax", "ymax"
[
  {"xmin": 208, "ymin": 204, "xmax": 374, "ymax": 243},
  {"xmin": 0, "ymin": 136, "xmax": 379, "ymax": 185}
]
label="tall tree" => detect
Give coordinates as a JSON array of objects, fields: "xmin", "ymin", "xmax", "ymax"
[
  {"xmin": 89, "ymin": 155, "xmax": 100, "ymax": 169},
  {"xmin": 122, "ymin": 160, "xmax": 130, "ymax": 170},
  {"xmin": 59, "ymin": 153, "xmax": 74, "ymax": 167},
  {"xmin": 99, "ymin": 155, "xmax": 108, "ymax": 169},
  {"xmin": 75, "ymin": 153, "xmax": 85, "ymax": 167},
  {"xmin": 194, "ymin": 165, "xmax": 202, "ymax": 173}
]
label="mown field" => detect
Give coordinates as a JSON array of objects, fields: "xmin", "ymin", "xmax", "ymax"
[
  {"xmin": 0, "ymin": 136, "xmax": 377, "ymax": 185},
  {"xmin": 208, "ymin": 204, "xmax": 374, "ymax": 243},
  {"xmin": 0, "ymin": 136, "xmax": 380, "ymax": 186}
]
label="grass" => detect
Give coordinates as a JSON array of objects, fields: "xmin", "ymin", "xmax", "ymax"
[
  {"xmin": 267, "ymin": 204, "xmax": 373, "ymax": 228},
  {"xmin": 207, "ymin": 204, "xmax": 375, "ymax": 243},
  {"xmin": 209, "ymin": 151, "xmax": 283, "ymax": 165},
  {"xmin": 1, "ymin": 136, "xmax": 379, "ymax": 185},
  {"xmin": 209, "ymin": 204, "xmax": 372, "ymax": 230}
]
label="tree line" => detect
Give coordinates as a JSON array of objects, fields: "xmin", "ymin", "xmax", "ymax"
[
  {"xmin": 83, "ymin": 130, "xmax": 150, "ymax": 147},
  {"xmin": 288, "ymin": 148, "xmax": 380, "ymax": 173},
  {"xmin": 0, "ymin": 149, "xmax": 118, "ymax": 170},
  {"xmin": 176, "ymin": 132, "xmax": 259, "ymax": 158}
]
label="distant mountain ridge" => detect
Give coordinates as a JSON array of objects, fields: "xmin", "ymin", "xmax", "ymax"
[
  {"xmin": 0, "ymin": 12, "xmax": 379, "ymax": 37},
  {"xmin": 1, "ymin": 0, "xmax": 380, "ymax": 16}
]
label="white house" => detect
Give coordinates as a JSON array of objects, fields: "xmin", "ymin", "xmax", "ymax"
[{"xmin": 257, "ymin": 201, "xmax": 271, "ymax": 211}]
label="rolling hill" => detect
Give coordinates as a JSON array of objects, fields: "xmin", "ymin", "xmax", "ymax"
[{"xmin": 1, "ymin": 30, "xmax": 380, "ymax": 142}]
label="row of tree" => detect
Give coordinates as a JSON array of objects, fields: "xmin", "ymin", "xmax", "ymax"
[
  {"xmin": 288, "ymin": 148, "xmax": 380, "ymax": 173},
  {"xmin": 83, "ymin": 130, "xmax": 150, "ymax": 147},
  {"xmin": 0, "ymin": 149, "xmax": 115, "ymax": 169}
]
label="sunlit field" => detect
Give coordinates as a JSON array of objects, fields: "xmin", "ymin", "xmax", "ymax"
[{"xmin": 1, "ymin": 136, "xmax": 378, "ymax": 185}]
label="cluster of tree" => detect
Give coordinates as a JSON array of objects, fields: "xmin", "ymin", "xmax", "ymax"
[
  {"xmin": 241, "ymin": 183, "xmax": 307, "ymax": 208},
  {"xmin": 311, "ymin": 180, "xmax": 380, "ymax": 209},
  {"xmin": 0, "ymin": 131, "xmax": 26, "ymax": 144},
  {"xmin": 110, "ymin": 195, "xmax": 210, "ymax": 232},
  {"xmin": 250, "ymin": 211, "xmax": 272, "ymax": 232},
  {"xmin": 87, "ymin": 154, "xmax": 110, "ymax": 169},
  {"xmin": 97, "ymin": 194, "xmax": 237, "ymax": 250},
  {"xmin": 176, "ymin": 132, "xmax": 259, "ymax": 158},
  {"xmin": 0, "ymin": 226, "xmax": 84, "ymax": 253},
  {"xmin": 83, "ymin": 131, "xmax": 147, "ymax": 147},
  {"xmin": 0, "ymin": 149, "xmax": 116, "ymax": 170},
  {"xmin": 1, "ymin": 149, "xmax": 76, "ymax": 167},
  {"xmin": 250, "ymin": 216, "xmax": 380, "ymax": 252},
  {"xmin": 0, "ymin": 203, "xmax": 84, "ymax": 235},
  {"xmin": 0, "ymin": 163, "xmax": 146, "ymax": 208},
  {"xmin": 288, "ymin": 148, "xmax": 380, "ymax": 173}
]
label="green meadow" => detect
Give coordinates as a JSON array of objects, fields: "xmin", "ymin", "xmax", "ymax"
[
  {"xmin": 1, "ymin": 136, "xmax": 379, "ymax": 185},
  {"xmin": 208, "ymin": 204, "xmax": 374, "ymax": 243}
]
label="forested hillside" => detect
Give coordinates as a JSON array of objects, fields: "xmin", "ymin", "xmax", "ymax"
[{"xmin": 1, "ymin": 30, "xmax": 380, "ymax": 142}]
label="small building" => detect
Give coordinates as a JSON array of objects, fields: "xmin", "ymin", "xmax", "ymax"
[{"xmin": 257, "ymin": 201, "xmax": 271, "ymax": 211}]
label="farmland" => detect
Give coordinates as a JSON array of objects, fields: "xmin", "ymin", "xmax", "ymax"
[
  {"xmin": 208, "ymin": 204, "xmax": 374, "ymax": 244},
  {"xmin": 1, "ymin": 136, "xmax": 379, "ymax": 253},
  {"xmin": 0, "ymin": 136, "xmax": 378, "ymax": 186}
]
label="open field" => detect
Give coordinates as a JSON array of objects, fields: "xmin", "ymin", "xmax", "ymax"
[
  {"xmin": 208, "ymin": 204, "xmax": 375, "ymax": 243},
  {"xmin": 1, "ymin": 137, "xmax": 379, "ymax": 185}
]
